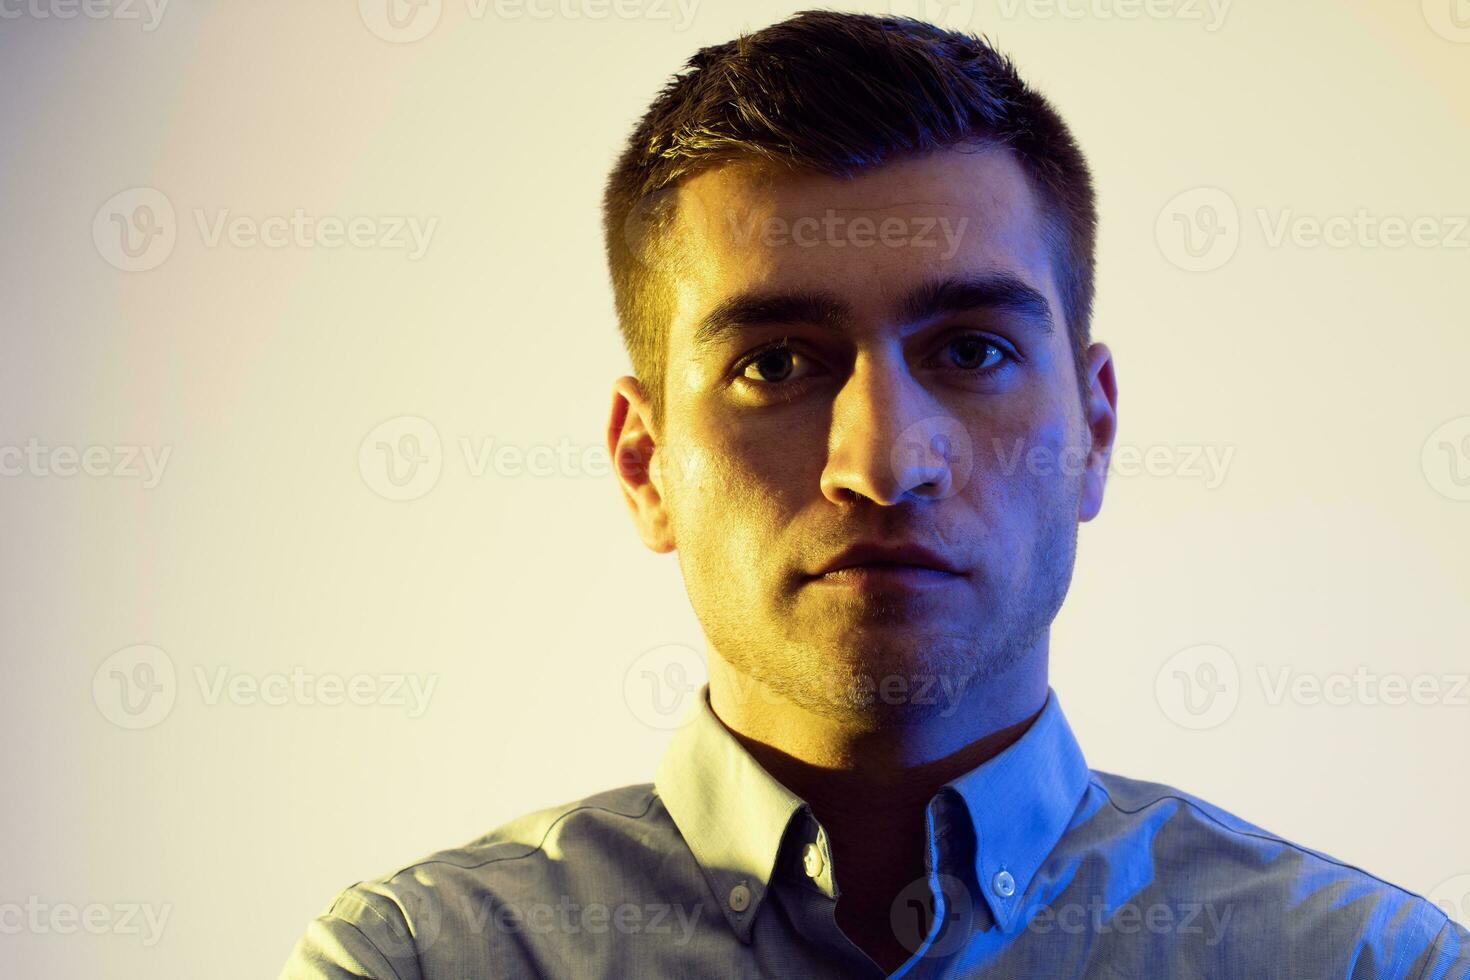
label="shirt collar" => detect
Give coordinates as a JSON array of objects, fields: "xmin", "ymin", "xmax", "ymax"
[
  {"xmin": 654, "ymin": 683, "xmax": 1090, "ymax": 942},
  {"xmin": 938, "ymin": 685, "xmax": 1091, "ymax": 932},
  {"xmin": 654, "ymin": 685, "xmax": 807, "ymax": 943}
]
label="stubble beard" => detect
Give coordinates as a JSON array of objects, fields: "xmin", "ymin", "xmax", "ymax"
[{"xmin": 704, "ymin": 506, "xmax": 1079, "ymax": 727}]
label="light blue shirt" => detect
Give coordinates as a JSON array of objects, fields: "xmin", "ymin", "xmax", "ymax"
[{"xmin": 281, "ymin": 685, "xmax": 1469, "ymax": 978}]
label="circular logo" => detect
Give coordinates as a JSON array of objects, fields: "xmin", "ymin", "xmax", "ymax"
[
  {"xmin": 93, "ymin": 644, "xmax": 177, "ymax": 730},
  {"xmin": 1421, "ymin": 415, "xmax": 1470, "ymax": 502},
  {"xmin": 1156, "ymin": 187, "xmax": 1240, "ymax": 272},
  {"xmin": 886, "ymin": 0, "xmax": 977, "ymax": 31},
  {"xmin": 1154, "ymin": 643, "xmax": 1239, "ymax": 730},
  {"xmin": 1422, "ymin": 0, "xmax": 1470, "ymax": 43},
  {"xmin": 359, "ymin": 415, "xmax": 443, "ymax": 501},
  {"xmin": 891, "ymin": 415, "xmax": 974, "ymax": 500},
  {"xmin": 1429, "ymin": 873, "xmax": 1470, "ymax": 925},
  {"xmin": 359, "ymin": 0, "xmax": 442, "ymax": 43},
  {"xmin": 1428, "ymin": 872, "xmax": 1470, "ymax": 958},
  {"xmin": 372, "ymin": 884, "xmax": 444, "ymax": 957},
  {"xmin": 889, "ymin": 873, "xmax": 974, "ymax": 958},
  {"xmin": 622, "ymin": 643, "xmax": 706, "ymax": 730},
  {"xmin": 93, "ymin": 187, "xmax": 176, "ymax": 272}
]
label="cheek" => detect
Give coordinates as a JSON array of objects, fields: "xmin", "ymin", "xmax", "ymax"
[
  {"xmin": 698, "ymin": 411, "xmax": 816, "ymax": 500},
  {"xmin": 666, "ymin": 442, "xmax": 793, "ymax": 620},
  {"xmin": 1027, "ymin": 413, "xmax": 1079, "ymax": 476},
  {"xmin": 662, "ymin": 428, "xmax": 793, "ymax": 560},
  {"xmin": 960, "ymin": 409, "xmax": 1079, "ymax": 530}
]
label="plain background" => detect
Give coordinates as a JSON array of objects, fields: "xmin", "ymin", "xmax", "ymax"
[{"xmin": 1, "ymin": 0, "xmax": 1467, "ymax": 976}]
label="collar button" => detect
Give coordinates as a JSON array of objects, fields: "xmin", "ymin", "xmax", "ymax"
[
  {"xmin": 728, "ymin": 882, "xmax": 752, "ymax": 912},
  {"xmin": 991, "ymin": 870, "xmax": 1016, "ymax": 898},
  {"xmin": 801, "ymin": 842, "xmax": 825, "ymax": 879}
]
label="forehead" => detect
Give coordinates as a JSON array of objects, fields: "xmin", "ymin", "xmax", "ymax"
[{"xmin": 665, "ymin": 145, "xmax": 1062, "ymax": 346}]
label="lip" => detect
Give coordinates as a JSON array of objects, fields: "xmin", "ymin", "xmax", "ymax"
[
  {"xmin": 808, "ymin": 563, "xmax": 963, "ymax": 591},
  {"xmin": 805, "ymin": 542, "xmax": 966, "ymax": 592},
  {"xmin": 809, "ymin": 542, "xmax": 964, "ymax": 578}
]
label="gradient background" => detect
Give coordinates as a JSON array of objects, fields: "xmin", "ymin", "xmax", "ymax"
[{"xmin": 2, "ymin": 0, "xmax": 1468, "ymax": 976}]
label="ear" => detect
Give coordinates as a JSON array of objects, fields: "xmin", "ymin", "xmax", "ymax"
[
  {"xmin": 607, "ymin": 375, "xmax": 676, "ymax": 553},
  {"xmin": 1078, "ymin": 342, "xmax": 1118, "ymax": 523}
]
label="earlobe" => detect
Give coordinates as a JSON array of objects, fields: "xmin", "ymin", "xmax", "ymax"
[
  {"xmin": 1078, "ymin": 343, "xmax": 1118, "ymax": 523},
  {"xmin": 607, "ymin": 376, "xmax": 676, "ymax": 553}
]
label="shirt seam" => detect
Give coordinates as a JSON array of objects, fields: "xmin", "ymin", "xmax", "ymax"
[
  {"xmin": 1090, "ymin": 774, "xmax": 1451, "ymax": 977},
  {"xmin": 1090, "ymin": 776, "xmax": 1436, "ymax": 904},
  {"xmin": 319, "ymin": 907, "xmax": 409, "ymax": 980},
  {"xmin": 324, "ymin": 791, "xmax": 660, "ymax": 971},
  {"xmin": 376, "ymin": 790, "xmax": 659, "ymax": 882},
  {"xmin": 1413, "ymin": 920, "xmax": 1455, "ymax": 980}
]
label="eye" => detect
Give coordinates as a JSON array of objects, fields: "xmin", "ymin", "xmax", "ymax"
[
  {"xmin": 940, "ymin": 333, "xmax": 1012, "ymax": 373},
  {"xmin": 735, "ymin": 341, "xmax": 815, "ymax": 386}
]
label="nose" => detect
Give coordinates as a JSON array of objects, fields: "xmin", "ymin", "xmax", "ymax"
[{"xmin": 819, "ymin": 353, "xmax": 958, "ymax": 506}]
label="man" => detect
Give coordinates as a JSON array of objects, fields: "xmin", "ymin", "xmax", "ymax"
[{"xmin": 282, "ymin": 11, "xmax": 1468, "ymax": 978}]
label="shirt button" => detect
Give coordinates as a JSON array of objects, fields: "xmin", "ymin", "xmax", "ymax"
[
  {"xmin": 728, "ymin": 882, "xmax": 752, "ymax": 912},
  {"xmin": 991, "ymin": 870, "xmax": 1016, "ymax": 898},
  {"xmin": 802, "ymin": 842, "xmax": 824, "ymax": 879}
]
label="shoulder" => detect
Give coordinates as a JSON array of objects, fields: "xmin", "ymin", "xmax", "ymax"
[
  {"xmin": 389, "ymin": 782, "xmax": 665, "ymax": 878},
  {"xmin": 332, "ymin": 781, "xmax": 673, "ymax": 914},
  {"xmin": 1086, "ymin": 767, "xmax": 1428, "ymax": 889},
  {"xmin": 286, "ymin": 783, "xmax": 707, "ymax": 978},
  {"xmin": 1075, "ymin": 768, "xmax": 1463, "ymax": 978}
]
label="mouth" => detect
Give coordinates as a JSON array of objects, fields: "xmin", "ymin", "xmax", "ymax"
[{"xmin": 807, "ymin": 561, "xmax": 964, "ymax": 591}]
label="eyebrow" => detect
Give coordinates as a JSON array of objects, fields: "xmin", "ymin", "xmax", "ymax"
[
  {"xmin": 691, "ymin": 272, "xmax": 1054, "ymax": 356},
  {"xmin": 897, "ymin": 272, "xmax": 1054, "ymax": 336},
  {"xmin": 693, "ymin": 291, "xmax": 848, "ymax": 354}
]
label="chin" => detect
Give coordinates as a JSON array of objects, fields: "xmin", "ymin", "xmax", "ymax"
[{"xmin": 775, "ymin": 637, "xmax": 981, "ymax": 723}]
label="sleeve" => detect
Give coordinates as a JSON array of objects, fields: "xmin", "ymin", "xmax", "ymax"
[
  {"xmin": 1409, "ymin": 914, "xmax": 1470, "ymax": 980},
  {"xmin": 277, "ymin": 885, "xmax": 425, "ymax": 980}
]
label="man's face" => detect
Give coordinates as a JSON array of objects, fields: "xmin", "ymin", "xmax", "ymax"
[{"xmin": 616, "ymin": 145, "xmax": 1114, "ymax": 723}]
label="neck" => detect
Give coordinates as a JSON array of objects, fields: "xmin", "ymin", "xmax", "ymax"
[
  {"xmin": 706, "ymin": 649, "xmax": 1049, "ymax": 974},
  {"xmin": 707, "ymin": 647, "xmax": 1049, "ymax": 809}
]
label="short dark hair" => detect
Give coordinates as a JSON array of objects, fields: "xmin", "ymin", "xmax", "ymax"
[{"xmin": 602, "ymin": 9, "xmax": 1098, "ymax": 429}]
